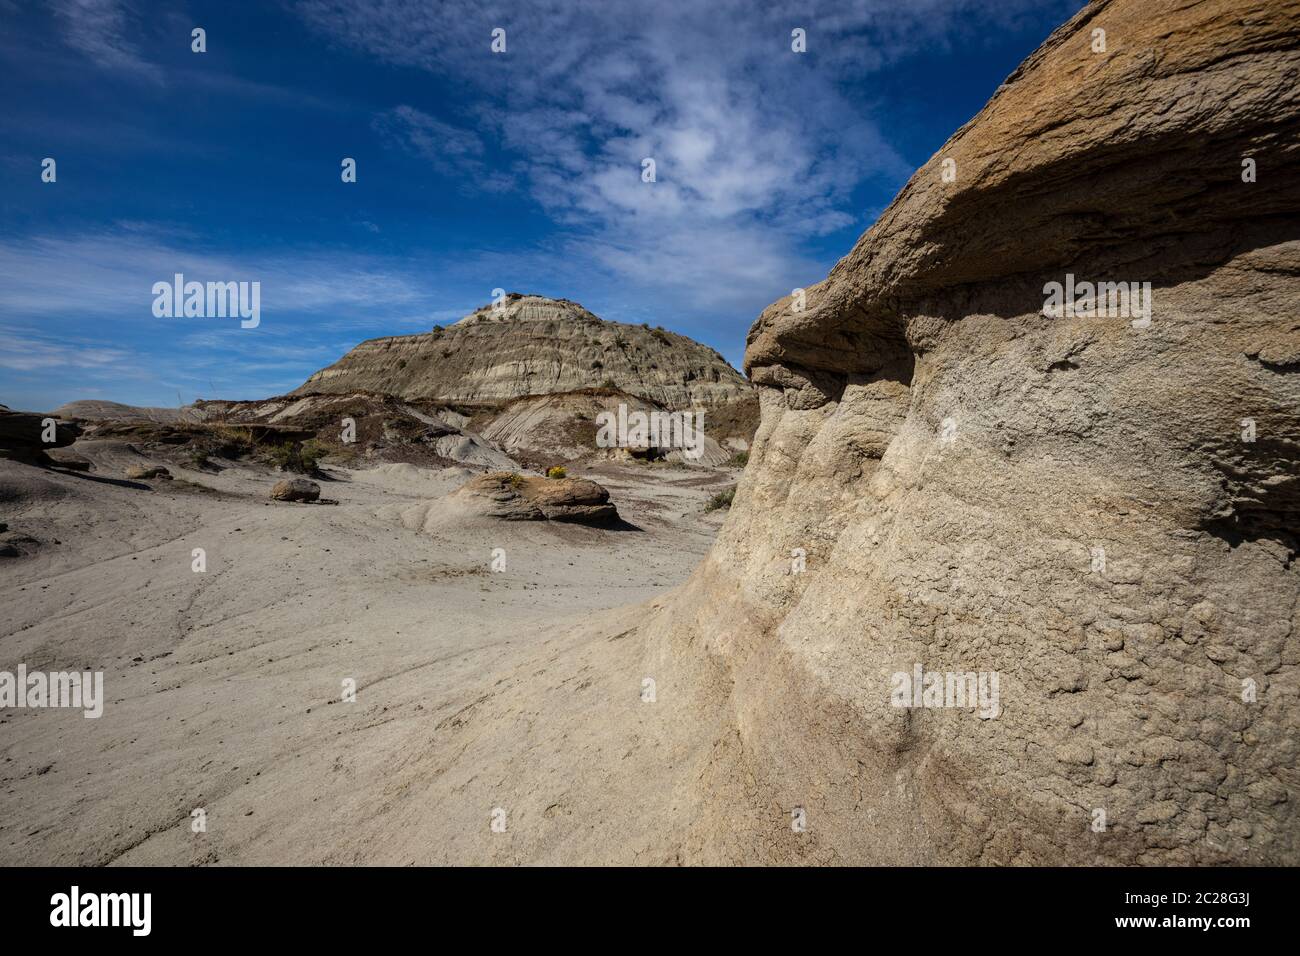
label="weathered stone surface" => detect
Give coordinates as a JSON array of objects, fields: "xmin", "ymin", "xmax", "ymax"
[
  {"xmin": 650, "ymin": 0, "xmax": 1300, "ymax": 864},
  {"xmin": 294, "ymin": 293, "xmax": 755, "ymax": 411},
  {"xmin": 271, "ymin": 478, "xmax": 321, "ymax": 502},
  {"xmin": 449, "ymin": 471, "xmax": 618, "ymax": 525},
  {"xmin": 0, "ymin": 410, "xmax": 81, "ymax": 466}
]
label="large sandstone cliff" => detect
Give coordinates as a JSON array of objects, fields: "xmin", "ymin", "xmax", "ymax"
[
  {"xmin": 295, "ymin": 294, "xmax": 752, "ymax": 410},
  {"xmin": 646, "ymin": 0, "xmax": 1300, "ymax": 864}
]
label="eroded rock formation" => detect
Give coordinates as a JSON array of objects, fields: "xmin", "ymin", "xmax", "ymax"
[
  {"xmin": 0, "ymin": 408, "xmax": 81, "ymax": 467},
  {"xmin": 295, "ymin": 293, "xmax": 754, "ymax": 412},
  {"xmin": 648, "ymin": 0, "xmax": 1300, "ymax": 864}
]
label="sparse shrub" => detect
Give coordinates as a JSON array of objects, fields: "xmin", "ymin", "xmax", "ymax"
[
  {"xmin": 211, "ymin": 424, "xmax": 256, "ymax": 458},
  {"xmin": 268, "ymin": 443, "xmax": 297, "ymax": 470},
  {"xmin": 269, "ymin": 440, "xmax": 327, "ymax": 474},
  {"xmin": 705, "ymin": 486, "xmax": 736, "ymax": 511},
  {"xmin": 507, "ymin": 473, "xmax": 525, "ymax": 488},
  {"xmin": 728, "ymin": 450, "xmax": 750, "ymax": 467},
  {"xmin": 301, "ymin": 439, "xmax": 327, "ymax": 470},
  {"xmin": 546, "ymin": 465, "xmax": 567, "ymax": 479},
  {"xmin": 600, "ymin": 378, "xmax": 617, "ymax": 389},
  {"xmin": 397, "ymin": 359, "xmax": 407, "ymax": 369}
]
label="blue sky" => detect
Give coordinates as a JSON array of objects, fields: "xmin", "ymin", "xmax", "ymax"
[{"xmin": 0, "ymin": 0, "xmax": 1083, "ymax": 411}]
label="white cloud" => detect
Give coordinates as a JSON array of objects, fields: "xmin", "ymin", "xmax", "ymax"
[
  {"xmin": 0, "ymin": 227, "xmax": 491, "ymax": 408},
  {"xmin": 49, "ymin": 0, "xmax": 161, "ymax": 79},
  {"xmin": 0, "ymin": 326, "xmax": 133, "ymax": 371},
  {"xmin": 373, "ymin": 106, "xmax": 516, "ymax": 192},
  {"xmin": 296, "ymin": 0, "xmax": 1011, "ymax": 312},
  {"xmin": 0, "ymin": 231, "xmax": 435, "ymax": 319},
  {"xmin": 0, "ymin": 231, "xmax": 496, "ymax": 411}
]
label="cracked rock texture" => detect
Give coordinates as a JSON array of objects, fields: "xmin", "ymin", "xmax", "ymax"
[{"xmin": 645, "ymin": 0, "xmax": 1300, "ymax": 864}]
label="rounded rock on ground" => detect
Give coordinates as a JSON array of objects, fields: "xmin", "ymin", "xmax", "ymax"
[
  {"xmin": 448, "ymin": 470, "xmax": 618, "ymax": 525},
  {"xmin": 271, "ymin": 477, "xmax": 321, "ymax": 502}
]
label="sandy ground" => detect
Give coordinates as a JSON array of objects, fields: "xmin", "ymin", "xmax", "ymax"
[{"xmin": 0, "ymin": 443, "xmax": 738, "ymax": 865}]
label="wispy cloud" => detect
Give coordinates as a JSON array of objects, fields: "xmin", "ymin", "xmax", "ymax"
[
  {"xmin": 0, "ymin": 325, "xmax": 133, "ymax": 372},
  {"xmin": 0, "ymin": 227, "xmax": 478, "ymax": 406},
  {"xmin": 374, "ymin": 105, "xmax": 516, "ymax": 193},
  {"xmin": 6, "ymin": 0, "xmax": 1080, "ymax": 410},
  {"xmin": 0, "ymin": 230, "xmax": 437, "ymax": 320},
  {"xmin": 49, "ymin": 0, "xmax": 161, "ymax": 80},
  {"xmin": 294, "ymin": 0, "xmax": 1053, "ymax": 313}
]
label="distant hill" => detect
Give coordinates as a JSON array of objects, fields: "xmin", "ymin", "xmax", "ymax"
[
  {"xmin": 294, "ymin": 293, "xmax": 753, "ymax": 411},
  {"xmin": 53, "ymin": 400, "xmax": 187, "ymax": 423}
]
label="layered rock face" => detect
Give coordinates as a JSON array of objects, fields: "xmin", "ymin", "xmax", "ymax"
[
  {"xmin": 295, "ymin": 294, "xmax": 752, "ymax": 410},
  {"xmin": 649, "ymin": 0, "xmax": 1300, "ymax": 864},
  {"xmin": 189, "ymin": 393, "xmax": 517, "ymax": 470}
]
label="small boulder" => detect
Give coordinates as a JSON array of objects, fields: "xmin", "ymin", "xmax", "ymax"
[
  {"xmin": 0, "ymin": 410, "xmax": 81, "ymax": 448},
  {"xmin": 0, "ymin": 410, "xmax": 82, "ymax": 466},
  {"xmin": 125, "ymin": 465, "xmax": 172, "ymax": 480},
  {"xmin": 271, "ymin": 478, "xmax": 321, "ymax": 502},
  {"xmin": 449, "ymin": 471, "xmax": 618, "ymax": 525}
]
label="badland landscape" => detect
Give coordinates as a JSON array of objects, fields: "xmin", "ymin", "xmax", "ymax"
[{"xmin": 1, "ymin": 0, "xmax": 1297, "ymax": 875}]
